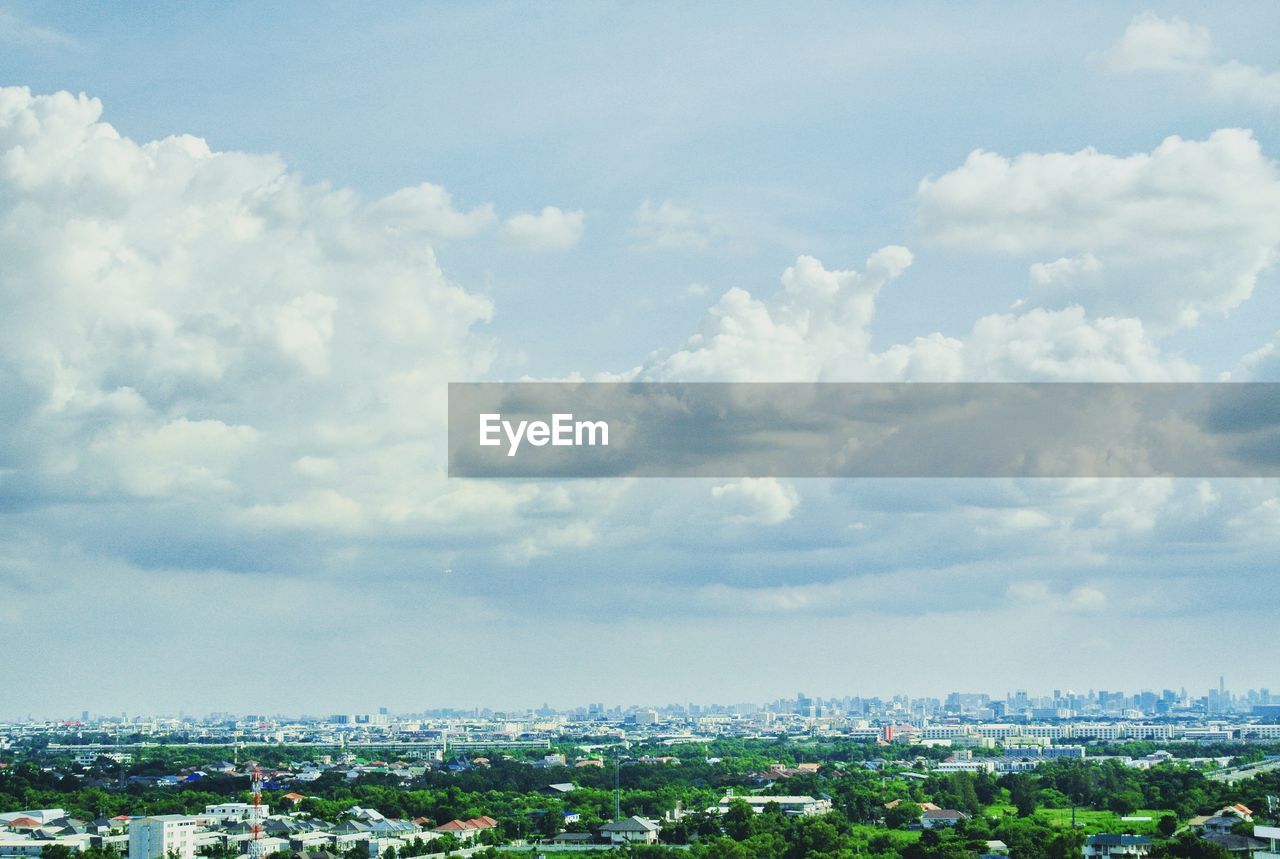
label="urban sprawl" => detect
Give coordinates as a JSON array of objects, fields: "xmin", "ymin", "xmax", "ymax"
[{"xmin": 4, "ymin": 685, "xmax": 1280, "ymax": 859}]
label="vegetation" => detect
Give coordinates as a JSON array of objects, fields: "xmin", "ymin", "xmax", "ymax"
[{"xmin": 7, "ymin": 739, "xmax": 1280, "ymax": 858}]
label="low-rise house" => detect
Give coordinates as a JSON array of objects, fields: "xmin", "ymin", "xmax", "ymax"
[
  {"xmin": 431, "ymin": 817, "xmax": 497, "ymax": 843},
  {"xmin": 538, "ymin": 783, "xmax": 576, "ymax": 796},
  {"xmin": 1203, "ymin": 815, "xmax": 1245, "ymax": 836},
  {"xmin": 1203, "ymin": 833, "xmax": 1267, "ymax": 855},
  {"xmin": 921, "ymin": 810, "xmax": 970, "ymax": 830},
  {"xmin": 714, "ymin": 795, "xmax": 832, "ymax": 816},
  {"xmin": 599, "ymin": 817, "xmax": 659, "ymax": 845},
  {"xmin": 1082, "ymin": 834, "xmax": 1153, "ymax": 858}
]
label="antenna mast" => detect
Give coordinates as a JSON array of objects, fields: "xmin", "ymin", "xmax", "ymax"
[{"xmin": 248, "ymin": 764, "xmax": 265, "ymax": 858}]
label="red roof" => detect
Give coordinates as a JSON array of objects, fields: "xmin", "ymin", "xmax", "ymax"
[
  {"xmin": 434, "ymin": 817, "xmax": 497, "ymax": 833},
  {"xmin": 433, "ymin": 821, "xmax": 472, "ymax": 832},
  {"xmin": 4, "ymin": 818, "xmax": 42, "ymax": 828}
]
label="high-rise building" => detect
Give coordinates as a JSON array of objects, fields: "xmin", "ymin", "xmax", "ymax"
[{"xmin": 129, "ymin": 816, "xmax": 198, "ymax": 859}]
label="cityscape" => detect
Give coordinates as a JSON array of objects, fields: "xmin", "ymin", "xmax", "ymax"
[
  {"xmin": 5, "ymin": 2, "xmax": 1280, "ymax": 858},
  {"xmin": 4, "ymin": 684, "xmax": 1280, "ymax": 857}
]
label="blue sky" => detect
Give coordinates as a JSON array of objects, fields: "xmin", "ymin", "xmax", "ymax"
[{"xmin": 1, "ymin": 2, "xmax": 1279, "ymax": 717}]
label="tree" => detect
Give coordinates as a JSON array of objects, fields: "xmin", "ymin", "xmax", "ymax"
[
  {"xmin": 1158, "ymin": 815, "xmax": 1179, "ymax": 837},
  {"xmin": 885, "ymin": 802, "xmax": 922, "ymax": 830},
  {"xmin": 722, "ymin": 799, "xmax": 755, "ymax": 841},
  {"xmin": 1006, "ymin": 775, "xmax": 1039, "ymax": 817}
]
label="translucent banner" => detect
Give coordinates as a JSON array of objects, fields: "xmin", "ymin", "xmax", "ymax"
[{"xmin": 447, "ymin": 383, "xmax": 1280, "ymax": 478}]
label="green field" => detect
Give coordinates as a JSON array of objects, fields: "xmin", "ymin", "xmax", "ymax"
[{"xmin": 982, "ymin": 804, "xmax": 1172, "ymax": 835}]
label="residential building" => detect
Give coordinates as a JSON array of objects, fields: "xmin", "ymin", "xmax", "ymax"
[
  {"xmin": 715, "ymin": 795, "xmax": 832, "ymax": 816},
  {"xmin": 599, "ymin": 817, "xmax": 659, "ymax": 845},
  {"xmin": 129, "ymin": 816, "xmax": 199, "ymax": 859},
  {"xmin": 1253, "ymin": 825, "xmax": 1280, "ymax": 859},
  {"xmin": 1082, "ymin": 835, "xmax": 1153, "ymax": 858},
  {"xmin": 921, "ymin": 810, "xmax": 970, "ymax": 830}
]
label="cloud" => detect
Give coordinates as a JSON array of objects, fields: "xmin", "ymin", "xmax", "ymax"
[
  {"xmin": 1226, "ymin": 333, "xmax": 1280, "ymax": 381},
  {"xmin": 631, "ymin": 248, "xmax": 1195, "ymax": 382},
  {"xmin": 711, "ymin": 477, "xmax": 799, "ymax": 525},
  {"xmin": 1007, "ymin": 580, "xmax": 1108, "ymax": 614},
  {"xmin": 632, "ymin": 247, "xmax": 912, "ymax": 381},
  {"xmin": 0, "ymin": 86, "xmax": 515, "ymax": 528},
  {"xmin": 1099, "ymin": 12, "xmax": 1211, "ymax": 73},
  {"xmin": 366, "ymin": 182, "xmax": 497, "ymax": 239},
  {"xmin": 501, "ymin": 206, "xmax": 585, "ymax": 251},
  {"xmin": 1101, "ymin": 12, "xmax": 1280, "ymax": 109},
  {"xmin": 916, "ymin": 130, "xmax": 1280, "ymax": 328},
  {"xmin": 0, "ymin": 8, "xmax": 76, "ymax": 48},
  {"xmin": 631, "ymin": 199, "xmax": 730, "ymax": 251}
]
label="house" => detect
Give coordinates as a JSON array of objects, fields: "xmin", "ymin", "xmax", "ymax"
[
  {"xmin": 550, "ymin": 832, "xmax": 594, "ymax": 845},
  {"xmin": 1082, "ymin": 834, "xmax": 1153, "ymax": 858},
  {"xmin": 538, "ymin": 782, "xmax": 577, "ymax": 796},
  {"xmin": 1202, "ymin": 833, "xmax": 1267, "ymax": 855},
  {"xmin": 715, "ymin": 795, "xmax": 832, "ymax": 816},
  {"xmin": 599, "ymin": 817, "xmax": 660, "ymax": 845},
  {"xmin": 1203, "ymin": 815, "xmax": 1245, "ymax": 836},
  {"xmin": 431, "ymin": 817, "xmax": 497, "ymax": 843},
  {"xmin": 884, "ymin": 801, "xmax": 940, "ymax": 812},
  {"xmin": 921, "ymin": 810, "xmax": 970, "ymax": 830}
]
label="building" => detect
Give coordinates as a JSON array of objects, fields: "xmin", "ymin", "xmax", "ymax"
[
  {"xmin": 129, "ymin": 816, "xmax": 199, "ymax": 859},
  {"xmin": 921, "ymin": 810, "xmax": 970, "ymax": 830},
  {"xmin": 431, "ymin": 817, "xmax": 497, "ymax": 843},
  {"xmin": 1082, "ymin": 835, "xmax": 1153, "ymax": 858},
  {"xmin": 599, "ymin": 817, "xmax": 660, "ymax": 845},
  {"xmin": 937, "ymin": 759, "xmax": 995, "ymax": 774},
  {"xmin": 203, "ymin": 803, "xmax": 270, "ymax": 824},
  {"xmin": 1254, "ymin": 825, "xmax": 1280, "ymax": 859},
  {"xmin": 715, "ymin": 795, "xmax": 832, "ymax": 816}
]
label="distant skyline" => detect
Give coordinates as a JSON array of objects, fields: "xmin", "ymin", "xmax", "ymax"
[
  {"xmin": 6, "ymin": 680, "xmax": 1274, "ymax": 724},
  {"xmin": 2, "ymin": 2, "xmax": 1279, "ymax": 716}
]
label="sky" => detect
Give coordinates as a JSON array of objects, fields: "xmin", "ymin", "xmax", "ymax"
[{"xmin": 1, "ymin": 2, "xmax": 1280, "ymax": 719}]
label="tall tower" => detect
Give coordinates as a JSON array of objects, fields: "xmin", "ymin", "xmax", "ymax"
[{"xmin": 247, "ymin": 765, "xmax": 266, "ymax": 858}]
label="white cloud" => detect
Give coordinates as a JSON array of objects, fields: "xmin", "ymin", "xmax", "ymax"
[
  {"xmin": 1207, "ymin": 61, "xmax": 1280, "ymax": 109},
  {"xmin": 0, "ymin": 86, "xmax": 508, "ymax": 525},
  {"xmin": 0, "ymin": 9, "xmax": 76, "ymax": 48},
  {"xmin": 631, "ymin": 199, "xmax": 730, "ymax": 251},
  {"xmin": 366, "ymin": 182, "xmax": 497, "ymax": 238},
  {"xmin": 1101, "ymin": 12, "xmax": 1280, "ymax": 109},
  {"xmin": 916, "ymin": 130, "xmax": 1280, "ymax": 327},
  {"xmin": 1099, "ymin": 12, "xmax": 1211, "ymax": 73},
  {"xmin": 633, "ymin": 247, "xmax": 912, "ymax": 381},
  {"xmin": 1029, "ymin": 253, "xmax": 1101, "ymax": 288},
  {"xmin": 501, "ymin": 205, "xmax": 585, "ymax": 251},
  {"xmin": 1225, "ymin": 332, "xmax": 1280, "ymax": 381},
  {"xmin": 711, "ymin": 477, "xmax": 799, "ymax": 525},
  {"xmin": 632, "ymin": 249, "xmax": 1195, "ymax": 382}
]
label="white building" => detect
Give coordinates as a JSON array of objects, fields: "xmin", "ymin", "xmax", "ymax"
[
  {"xmin": 715, "ymin": 795, "xmax": 832, "ymax": 816},
  {"xmin": 203, "ymin": 803, "xmax": 269, "ymax": 824},
  {"xmin": 1254, "ymin": 824, "xmax": 1280, "ymax": 859},
  {"xmin": 1082, "ymin": 834, "xmax": 1153, "ymax": 857},
  {"xmin": 937, "ymin": 759, "xmax": 995, "ymax": 774},
  {"xmin": 599, "ymin": 817, "xmax": 659, "ymax": 845},
  {"xmin": 129, "ymin": 816, "xmax": 199, "ymax": 859},
  {"xmin": 0, "ymin": 811, "xmax": 66, "ymax": 826},
  {"xmin": 0, "ymin": 836, "xmax": 90, "ymax": 857}
]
